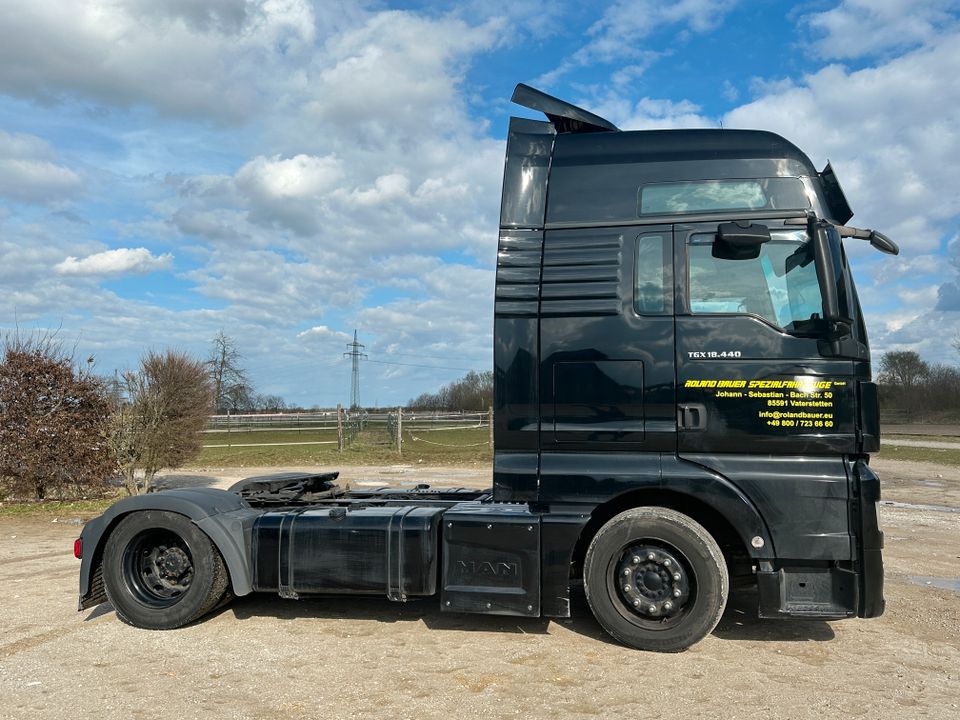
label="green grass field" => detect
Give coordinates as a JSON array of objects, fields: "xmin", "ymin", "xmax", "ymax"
[
  {"xmin": 196, "ymin": 426, "xmax": 492, "ymax": 467},
  {"xmin": 0, "ymin": 496, "xmax": 120, "ymax": 517},
  {"xmin": 202, "ymin": 428, "xmax": 340, "ymax": 447},
  {"xmin": 884, "ymin": 433, "xmax": 960, "ymax": 444},
  {"xmin": 876, "ymin": 444, "xmax": 960, "ymax": 466}
]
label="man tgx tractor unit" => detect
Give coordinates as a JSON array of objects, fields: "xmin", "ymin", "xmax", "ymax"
[{"xmin": 76, "ymin": 84, "xmax": 895, "ymax": 652}]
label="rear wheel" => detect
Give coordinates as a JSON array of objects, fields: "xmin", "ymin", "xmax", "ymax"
[
  {"xmin": 584, "ymin": 507, "xmax": 728, "ymax": 652},
  {"xmin": 102, "ymin": 511, "xmax": 229, "ymax": 629}
]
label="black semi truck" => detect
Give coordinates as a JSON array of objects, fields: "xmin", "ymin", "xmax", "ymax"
[{"xmin": 76, "ymin": 84, "xmax": 896, "ymax": 652}]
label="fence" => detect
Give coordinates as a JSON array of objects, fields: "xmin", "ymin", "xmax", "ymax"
[
  {"xmin": 202, "ymin": 407, "xmax": 492, "ymax": 455},
  {"xmin": 384, "ymin": 409, "xmax": 493, "ymax": 455},
  {"xmin": 203, "ymin": 405, "xmax": 363, "ymax": 451}
]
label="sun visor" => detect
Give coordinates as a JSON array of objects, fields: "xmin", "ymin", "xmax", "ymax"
[{"xmin": 819, "ymin": 162, "xmax": 854, "ymax": 225}]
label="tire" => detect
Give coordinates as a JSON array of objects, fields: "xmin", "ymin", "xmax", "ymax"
[
  {"xmin": 102, "ymin": 511, "xmax": 230, "ymax": 630},
  {"xmin": 584, "ymin": 507, "xmax": 728, "ymax": 652}
]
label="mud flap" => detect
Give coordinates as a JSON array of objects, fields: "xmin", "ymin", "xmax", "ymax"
[{"xmin": 441, "ymin": 503, "xmax": 540, "ymax": 616}]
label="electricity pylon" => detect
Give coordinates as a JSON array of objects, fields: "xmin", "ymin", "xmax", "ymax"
[{"xmin": 343, "ymin": 330, "xmax": 366, "ymax": 409}]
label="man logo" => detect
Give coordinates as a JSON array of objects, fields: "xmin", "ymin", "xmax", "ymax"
[{"xmin": 456, "ymin": 560, "xmax": 518, "ymax": 578}]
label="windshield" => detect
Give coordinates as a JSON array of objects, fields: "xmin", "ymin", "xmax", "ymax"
[{"xmin": 687, "ymin": 229, "xmax": 824, "ymax": 332}]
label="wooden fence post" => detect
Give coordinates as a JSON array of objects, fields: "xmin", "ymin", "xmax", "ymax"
[
  {"xmin": 336, "ymin": 404, "xmax": 344, "ymax": 452},
  {"xmin": 396, "ymin": 407, "xmax": 403, "ymax": 455},
  {"xmin": 488, "ymin": 406, "xmax": 494, "ymax": 450}
]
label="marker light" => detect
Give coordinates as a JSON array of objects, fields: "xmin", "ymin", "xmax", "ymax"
[{"xmin": 74, "ymin": 538, "xmax": 82, "ymax": 559}]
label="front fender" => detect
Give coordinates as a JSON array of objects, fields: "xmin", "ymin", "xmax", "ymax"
[{"xmin": 78, "ymin": 488, "xmax": 260, "ymax": 609}]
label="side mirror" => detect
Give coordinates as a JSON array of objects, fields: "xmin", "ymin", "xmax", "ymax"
[
  {"xmin": 713, "ymin": 221, "xmax": 771, "ymax": 260},
  {"xmin": 869, "ymin": 230, "xmax": 899, "ymax": 255}
]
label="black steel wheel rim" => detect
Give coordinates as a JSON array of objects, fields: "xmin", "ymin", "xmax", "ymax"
[
  {"xmin": 606, "ymin": 541, "xmax": 696, "ymax": 631},
  {"xmin": 121, "ymin": 529, "xmax": 195, "ymax": 608}
]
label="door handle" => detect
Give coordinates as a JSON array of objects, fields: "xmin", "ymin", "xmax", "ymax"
[{"xmin": 678, "ymin": 404, "xmax": 707, "ymax": 430}]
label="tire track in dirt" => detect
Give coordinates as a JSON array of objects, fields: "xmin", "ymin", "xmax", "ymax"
[
  {"xmin": 0, "ymin": 551, "xmax": 66, "ymax": 567},
  {"xmin": 0, "ymin": 624, "xmax": 87, "ymax": 659}
]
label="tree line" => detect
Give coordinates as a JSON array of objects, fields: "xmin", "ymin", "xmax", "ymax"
[
  {"xmin": 878, "ymin": 349, "xmax": 960, "ymax": 420},
  {"xmin": 407, "ymin": 370, "xmax": 493, "ymax": 411}
]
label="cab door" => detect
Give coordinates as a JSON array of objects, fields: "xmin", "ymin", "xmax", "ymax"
[
  {"xmin": 674, "ymin": 220, "xmax": 857, "ymax": 455},
  {"xmin": 537, "ymin": 226, "xmax": 676, "ymax": 502}
]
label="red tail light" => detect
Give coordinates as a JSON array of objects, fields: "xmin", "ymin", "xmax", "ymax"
[{"xmin": 74, "ymin": 538, "xmax": 82, "ymax": 559}]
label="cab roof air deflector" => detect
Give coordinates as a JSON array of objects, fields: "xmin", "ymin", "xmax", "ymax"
[{"xmin": 512, "ymin": 83, "xmax": 619, "ymax": 134}]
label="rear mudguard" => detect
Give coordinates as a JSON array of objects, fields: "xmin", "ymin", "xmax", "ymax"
[{"xmin": 78, "ymin": 488, "xmax": 260, "ymax": 609}]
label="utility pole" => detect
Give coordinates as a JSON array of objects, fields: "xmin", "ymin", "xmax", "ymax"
[{"xmin": 343, "ymin": 330, "xmax": 367, "ymax": 409}]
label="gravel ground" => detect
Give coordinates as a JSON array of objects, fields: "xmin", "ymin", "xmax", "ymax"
[{"xmin": 1, "ymin": 459, "xmax": 958, "ymax": 720}]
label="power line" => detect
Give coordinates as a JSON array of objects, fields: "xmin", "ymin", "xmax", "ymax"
[
  {"xmin": 380, "ymin": 350, "xmax": 486, "ymax": 362},
  {"xmin": 362, "ymin": 358, "xmax": 476, "ymax": 372}
]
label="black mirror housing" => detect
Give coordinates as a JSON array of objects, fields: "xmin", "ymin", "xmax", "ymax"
[{"xmin": 714, "ymin": 221, "xmax": 771, "ymax": 260}]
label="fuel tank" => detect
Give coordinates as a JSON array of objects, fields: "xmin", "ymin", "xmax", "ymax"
[{"xmin": 253, "ymin": 505, "xmax": 445, "ymax": 600}]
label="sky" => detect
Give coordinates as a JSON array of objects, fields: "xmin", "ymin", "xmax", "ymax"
[{"xmin": 1, "ymin": 0, "xmax": 958, "ymax": 408}]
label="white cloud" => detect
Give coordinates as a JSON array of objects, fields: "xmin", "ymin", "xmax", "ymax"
[
  {"xmin": 150, "ymin": 8, "xmax": 506, "ymax": 251},
  {"xmin": 236, "ymin": 154, "xmax": 344, "ymax": 200},
  {"xmin": 803, "ymin": 0, "xmax": 960, "ymax": 59},
  {"xmin": 340, "ymin": 174, "xmax": 411, "ymax": 207},
  {"xmin": 601, "ymin": 97, "xmax": 712, "ymax": 130},
  {"xmin": 536, "ymin": 0, "xmax": 738, "ymax": 86},
  {"xmin": 297, "ymin": 325, "xmax": 351, "ymax": 341},
  {"xmin": 55, "ymin": 247, "xmax": 173, "ymax": 276},
  {"xmin": 0, "ymin": 129, "xmax": 82, "ymax": 203},
  {"xmin": 302, "ymin": 11, "xmax": 504, "ymax": 142},
  {"xmin": 0, "ymin": 0, "xmax": 320, "ymax": 122},
  {"xmin": 356, "ymin": 263, "xmax": 495, "ymax": 369}
]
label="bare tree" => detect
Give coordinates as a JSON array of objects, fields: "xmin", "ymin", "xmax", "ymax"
[
  {"xmin": 206, "ymin": 331, "xmax": 253, "ymax": 413},
  {"xmin": 0, "ymin": 331, "xmax": 113, "ymax": 500},
  {"xmin": 879, "ymin": 350, "xmax": 929, "ymax": 391},
  {"xmin": 253, "ymin": 393, "xmax": 287, "ymax": 412},
  {"xmin": 109, "ymin": 350, "xmax": 213, "ymax": 495},
  {"xmin": 878, "ymin": 349, "xmax": 932, "ymax": 417}
]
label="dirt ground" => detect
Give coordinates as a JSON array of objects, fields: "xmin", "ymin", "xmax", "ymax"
[{"xmin": 1, "ymin": 458, "xmax": 958, "ymax": 720}]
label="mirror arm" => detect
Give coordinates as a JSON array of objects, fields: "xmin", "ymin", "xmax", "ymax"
[
  {"xmin": 784, "ymin": 219, "xmax": 899, "ymax": 256},
  {"xmin": 834, "ymin": 224, "xmax": 900, "ymax": 256}
]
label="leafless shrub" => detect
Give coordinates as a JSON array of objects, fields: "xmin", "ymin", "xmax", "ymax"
[
  {"xmin": 109, "ymin": 349, "xmax": 213, "ymax": 494},
  {"xmin": 0, "ymin": 330, "xmax": 113, "ymax": 500}
]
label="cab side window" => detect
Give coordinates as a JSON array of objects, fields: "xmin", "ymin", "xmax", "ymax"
[
  {"xmin": 634, "ymin": 233, "xmax": 671, "ymax": 315},
  {"xmin": 687, "ymin": 230, "xmax": 824, "ymax": 331}
]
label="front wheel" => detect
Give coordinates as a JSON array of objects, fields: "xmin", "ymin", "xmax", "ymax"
[
  {"xmin": 102, "ymin": 511, "xmax": 230, "ymax": 629},
  {"xmin": 584, "ymin": 507, "xmax": 728, "ymax": 652}
]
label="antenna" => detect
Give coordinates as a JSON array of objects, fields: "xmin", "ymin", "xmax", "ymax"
[{"xmin": 343, "ymin": 329, "xmax": 367, "ymax": 409}]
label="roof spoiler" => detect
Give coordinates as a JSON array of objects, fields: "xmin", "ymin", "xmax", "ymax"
[{"xmin": 511, "ymin": 83, "xmax": 619, "ymax": 134}]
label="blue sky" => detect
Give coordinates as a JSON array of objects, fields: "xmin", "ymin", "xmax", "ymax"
[{"xmin": 1, "ymin": 0, "xmax": 958, "ymax": 408}]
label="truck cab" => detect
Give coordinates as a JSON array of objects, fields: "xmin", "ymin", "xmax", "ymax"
[
  {"xmin": 494, "ymin": 84, "xmax": 888, "ymax": 632},
  {"xmin": 77, "ymin": 84, "xmax": 891, "ymax": 652}
]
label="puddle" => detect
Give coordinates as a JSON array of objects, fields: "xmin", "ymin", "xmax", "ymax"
[
  {"xmin": 908, "ymin": 576, "xmax": 960, "ymax": 593},
  {"xmin": 880, "ymin": 500, "xmax": 960, "ymax": 514}
]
